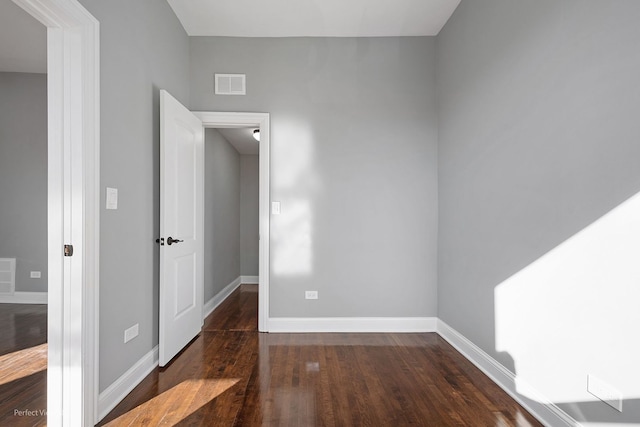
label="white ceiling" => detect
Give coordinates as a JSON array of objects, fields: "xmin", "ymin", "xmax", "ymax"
[
  {"xmin": 167, "ymin": 0, "xmax": 461, "ymax": 37},
  {"xmin": 0, "ymin": 1, "xmax": 46, "ymax": 73},
  {"xmin": 0, "ymin": 0, "xmax": 460, "ymax": 75},
  {"xmin": 218, "ymin": 128, "xmax": 260, "ymax": 155}
]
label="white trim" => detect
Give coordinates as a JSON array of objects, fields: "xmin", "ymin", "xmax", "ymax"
[
  {"xmin": 0, "ymin": 258, "xmax": 16, "ymax": 294},
  {"xmin": 436, "ymin": 320, "xmax": 579, "ymax": 427},
  {"xmin": 240, "ymin": 275, "xmax": 259, "ymax": 284},
  {"xmin": 268, "ymin": 317, "xmax": 437, "ymax": 333},
  {"xmin": 203, "ymin": 276, "xmax": 242, "ymax": 319},
  {"xmin": 0, "ymin": 291, "xmax": 48, "ymax": 304},
  {"xmin": 97, "ymin": 346, "xmax": 159, "ymax": 422},
  {"xmin": 12, "ymin": 0, "xmax": 100, "ymax": 425},
  {"xmin": 193, "ymin": 112, "xmax": 270, "ymax": 332}
]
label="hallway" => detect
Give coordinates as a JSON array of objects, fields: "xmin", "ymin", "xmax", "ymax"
[{"xmin": 99, "ymin": 286, "xmax": 541, "ymax": 426}]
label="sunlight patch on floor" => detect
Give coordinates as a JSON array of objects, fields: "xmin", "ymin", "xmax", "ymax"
[
  {"xmin": 103, "ymin": 378, "xmax": 240, "ymax": 426},
  {"xmin": 0, "ymin": 343, "xmax": 47, "ymax": 386}
]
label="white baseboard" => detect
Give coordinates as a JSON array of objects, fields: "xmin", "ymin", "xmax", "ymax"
[
  {"xmin": 97, "ymin": 277, "xmax": 243, "ymax": 422},
  {"xmin": 240, "ymin": 275, "xmax": 259, "ymax": 284},
  {"xmin": 268, "ymin": 317, "xmax": 437, "ymax": 333},
  {"xmin": 0, "ymin": 291, "xmax": 47, "ymax": 304},
  {"xmin": 436, "ymin": 320, "xmax": 579, "ymax": 427},
  {"xmin": 204, "ymin": 276, "xmax": 242, "ymax": 319},
  {"xmin": 97, "ymin": 345, "xmax": 159, "ymax": 422}
]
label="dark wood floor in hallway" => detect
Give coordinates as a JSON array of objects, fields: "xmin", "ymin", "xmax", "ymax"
[
  {"xmin": 100, "ymin": 285, "xmax": 542, "ymax": 426},
  {"xmin": 0, "ymin": 303, "xmax": 47, "ymax": 427}
]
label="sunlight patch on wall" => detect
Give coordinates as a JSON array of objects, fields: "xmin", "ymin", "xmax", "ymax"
[
  {"xmin": 271, "ymin": 118, "xmax": 321, "ymax": 277},
  {"xmin": 495, "ymin": 192, "xmax": 640, "ymax": 405},
  {"xmin": 273, "ymin": 199, "xmax": 313, "ymax": 276},
  {"xmin": 582, "ymin": 424, "xmax": 640, "ymax": 427}
]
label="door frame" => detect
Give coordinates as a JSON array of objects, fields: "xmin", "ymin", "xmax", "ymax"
[
  {"xmin": 193, "ymin": 112, "xmax": 270, "ymax": 332},
  {"xmin": 13, "ymin": 0, "xmax": 100, "ymax": 425}
]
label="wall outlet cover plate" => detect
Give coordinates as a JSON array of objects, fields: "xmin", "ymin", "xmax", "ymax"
[{"xmin": 587, "ymin": 374, "xmax": 623, "ymax": 412}]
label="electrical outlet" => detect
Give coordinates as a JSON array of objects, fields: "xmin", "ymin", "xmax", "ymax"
[
  {"xmin": 588, "ymin": 374, "xmax": 623, "ymax": 412},
  {"xmin": 305, "ymin": 290, "xmax": 318, "ymax": 300},
  {"xmin": 124, "ymin": 323, "xmax": 139, "ymax": 343},
  {"xmin": 30, "ymin": 271, "xmax": 41, "ymax": 279}
]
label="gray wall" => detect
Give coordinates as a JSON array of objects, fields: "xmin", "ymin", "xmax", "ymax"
[
  {"xmin": 437, "ymin": 0, "xmax": 640, "ymax": 423},
  {"xmin": 0, "ymin": 72, "xmax": 47, "ymax": 293},
  {"xmin": 204, "ymin": 129, "xmax": 241, "ymax": 301},
  {"xmin": 240, "ymin": 155, "xmax": 259, "ymax": 276},
  {"xmin": 78, "ymin": 0, "xmax": 190, "ymax": 392},
  {"xmin": 190, "ymin": 37, "xmax": 438, "ymax": 318}
]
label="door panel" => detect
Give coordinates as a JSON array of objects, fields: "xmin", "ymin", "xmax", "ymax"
[
  {"xmin": 159, "ymin": 90, "xmax": 203, "ymax": 367},
  {"xmin": 174, "ymin": 253, "xmax": 196, "ymax": 317}
]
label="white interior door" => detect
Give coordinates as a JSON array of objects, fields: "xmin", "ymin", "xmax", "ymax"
[{"xmin": 159, "ymin": 90, "xmax": 204, "ymax": 367}]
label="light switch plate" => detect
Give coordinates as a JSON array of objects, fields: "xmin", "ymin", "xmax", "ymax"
[
  {"xmin": 305, "ymin": 290, "xmax": 318, "ymax": 300},
  {"xmin": 272, "ymin": 201, "xmax": 281, "ymax": 215},
  {"xmin": 30, "ymin": 271, "xmax": 41, "ymax": 279},
  {"xmin": 106, "ymin": 187, "xmax": 118, "ymax": 210}
]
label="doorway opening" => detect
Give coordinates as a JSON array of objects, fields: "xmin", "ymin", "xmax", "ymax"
[
  {"xmin": 203, "ymin": 127, "xmax": 260, "ymax": 323},
  {"xmin": 195, "ymin": 112, "xmax": 270, "ymax": 332},
  {"xmin": 158, "ymin": 95, "xmax": 270, "ymax": 367},
  {"xmin": 0, "ymin": 2, "xmax": 48, "ymax": 423}
]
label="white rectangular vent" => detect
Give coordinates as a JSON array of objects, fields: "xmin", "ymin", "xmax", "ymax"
[
  {"xmin": 0, "ymin": 258, "xmax": 16, "ymax": 294},
  {"xmin": 215, "ymin": 74, "xmax": 246, "ymax": 95}
]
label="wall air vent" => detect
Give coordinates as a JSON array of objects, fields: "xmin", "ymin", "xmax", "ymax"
[
  {"xmin": 0, "ymin": 258, "xmax": 16, "ymax": 294},
  {"xmin": 215, "ymin": 73, "xmax": 246, "ymax": 95}
]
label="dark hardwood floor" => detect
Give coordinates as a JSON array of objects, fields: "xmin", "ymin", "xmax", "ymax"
[
  {"xmin": 99, "ymin": 286, "xmax": 542, "ymax": 426},
  {"xmin": 0, "ymin": 303, "xmax": 47, "ymax": 426}
]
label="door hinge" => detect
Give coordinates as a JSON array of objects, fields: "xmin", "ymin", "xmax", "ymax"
[{"xmin": 64, "ymin": 244, "xmax": 74, "ymax": 257}]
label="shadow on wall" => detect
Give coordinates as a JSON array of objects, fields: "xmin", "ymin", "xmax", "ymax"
[
  {"xmin": 494, "ymin": 191, "xmax": 640, "ymax": 425},
  {"xmin": 558, "ymin": 399, "xmax": 640, "ymax": 426}
]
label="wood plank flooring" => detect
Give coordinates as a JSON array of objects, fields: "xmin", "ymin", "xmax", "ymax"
[
  {"xmin": 100, "ymin": 286, "xmax": 543, "ymax": 426},
  {"xmin": 0, "ymin": 303, "xmax": 47, "ymax": 426}
]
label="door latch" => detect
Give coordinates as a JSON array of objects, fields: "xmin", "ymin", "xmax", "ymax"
[
  {"xmin": 156, "ymin": 238, "xmax": 165, "ymax": 246},
  {"xmin": 166, "ymin": 237, "xmax": 183, "ymax": 245},
  {"xmin": 64, "ymin": 244, "xmax": 74, "ymax": 257}
]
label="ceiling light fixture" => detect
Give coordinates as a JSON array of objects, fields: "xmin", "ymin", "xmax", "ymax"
[{"xmin": 253, "ymin": 129, "xmax": 260, "ymax": 141}]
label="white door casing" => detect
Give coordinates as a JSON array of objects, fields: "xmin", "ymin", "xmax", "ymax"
[
  {"xmin": 12, "ymin": 0, "xmax": 101, "ymax": 425},
  {"xmin": 159, "ymin": 90, "xmax": 204, "ymax": 367},
  {"xmin": 193, "ymin": 112, "xmax": 270, "ymax": 332}
]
